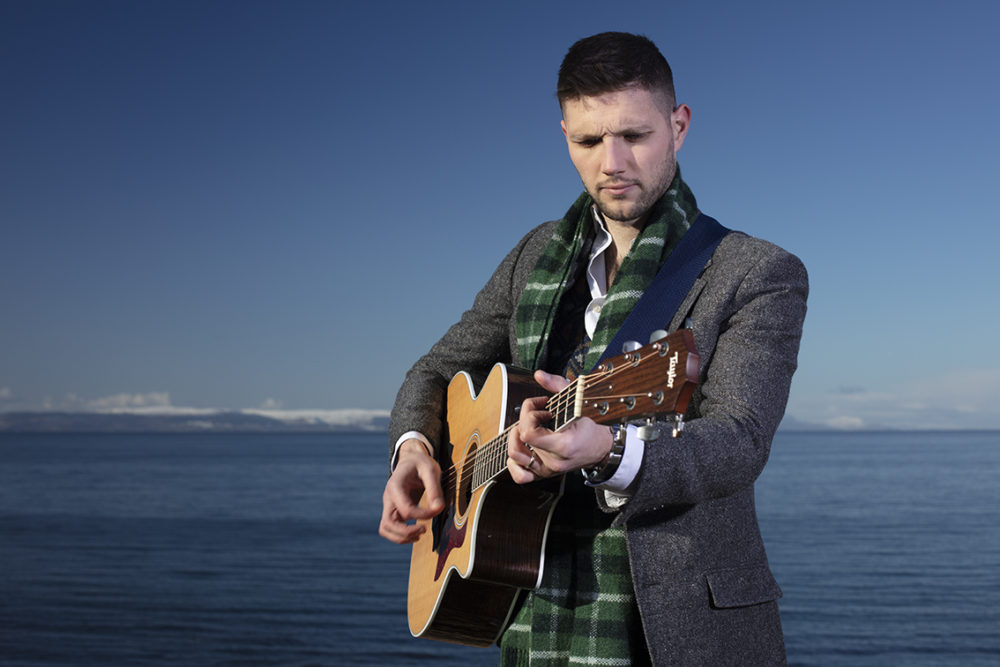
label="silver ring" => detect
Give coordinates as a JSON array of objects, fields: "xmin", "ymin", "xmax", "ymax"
[{"xmin": 528, "ymin": 452, "xmax": 537, "ymax": 469}]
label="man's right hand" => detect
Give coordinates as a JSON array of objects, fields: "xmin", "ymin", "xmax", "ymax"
[{"xmin": 378, "ymin": 439, "xmax": 445, "ymax": 544}]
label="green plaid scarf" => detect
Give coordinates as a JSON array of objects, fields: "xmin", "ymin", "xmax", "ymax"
[
  {"xmin": 499, "ymin": 477, "xmax": 649, "ymax": 666},
  {"xmin": 503, "ymin": 174, "xmax": 698, "ymax": 665},
  {"xmin": 515, "ymin": 172, "xmax": 699, "ymax": 372}
]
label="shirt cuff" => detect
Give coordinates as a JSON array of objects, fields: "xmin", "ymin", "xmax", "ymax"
[
  {"xmin": 391, "ymin": 431, "xmax": 433, "ymax": 470},
  {"xmin": 587, "ymin": 424, "xmax": 643, "ymax": 493}
]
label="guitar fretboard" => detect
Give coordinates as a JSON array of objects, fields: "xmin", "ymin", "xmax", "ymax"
[{"xmin": 468, "ymin": 378, "xmax": 584, "ymax": 491}]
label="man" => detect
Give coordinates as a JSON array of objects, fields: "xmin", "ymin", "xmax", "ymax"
[{"xmin": 379, "ymin": 31, "xmax": 807, "ymax": 665}]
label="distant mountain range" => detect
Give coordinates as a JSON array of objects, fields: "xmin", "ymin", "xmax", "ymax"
[
  {"xmin": 0, "ymin": 408, "xmax": 836, "ymax": 433},
  {"xmin": 0, "ymin": 409, "xmax": 390, "ymax": 433}
]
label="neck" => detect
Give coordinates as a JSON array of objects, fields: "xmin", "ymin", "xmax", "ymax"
[{"xmin": 604, "ymin": 219, "xmax": 642, "ymax": 286}]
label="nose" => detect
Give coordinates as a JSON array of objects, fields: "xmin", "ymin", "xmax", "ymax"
[{"xmin": 600, "ymin": 137, "xmax": 628, "ymax": 175}]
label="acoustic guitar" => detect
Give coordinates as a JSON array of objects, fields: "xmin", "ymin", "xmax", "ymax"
[{"xmin": 407, "ymin": 329, "xmax": 699, "ymax": 646}]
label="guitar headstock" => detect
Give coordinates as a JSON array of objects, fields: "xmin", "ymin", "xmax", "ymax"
[{"xmin": 579, "ymin": 329, "xmax": 699, "ymax": 431}]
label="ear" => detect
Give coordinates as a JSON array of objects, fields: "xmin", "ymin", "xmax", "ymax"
[
  {"xmin": 560, "ymin": 119, "xmax": 568, "ymax": 138},
  {"xmin": 671, "ymin": 104, "xmax": 692, "ymax": 151}
]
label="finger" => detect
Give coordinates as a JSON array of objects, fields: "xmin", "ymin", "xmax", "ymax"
[
  {"xmin": 528, "ymin": 449, "xmax": 553, "ymax": 478},
  {"xmin": 392, "ymin": 491, "xmax": 441, "ymax": 522},
  {"xmin": 507, "ymin": 421, "xmax": 535, "ymax": 463},
  {"xmin": 507, "ymin": 423, "xmax": 523, "ymax": 457},
  {"xmin": 507, "ymin": 455, "xmax": 536, "ymax": 484},
  {"xmin": 416, "ymin": 466, "xmax": 445, "ymax": 514},
  {"xmin": 518, "ymin": 397, "xmax": 551, "ymax": 432},
  {"xmin": 385, "ymin": 476, "xmax": 440, "ymax": 522},
  {"xmin": 518, "ymin": 414, "xmax": 554, "ymax": 453},
  {"xmin": 534, "ymin": 369, "xmax": 570, "ymax": 393},
  {"xmin": 522, "ymin": 395, "xmax": 551, "ymax": 416},
  {"xmin": 378, "ymin": 504, "xmax": 425, "ymax": 544},
  {"xmin": 381, "ymin": 522, "xmax": 423, "ymax": 544}
]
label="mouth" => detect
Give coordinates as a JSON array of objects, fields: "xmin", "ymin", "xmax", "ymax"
[{"xmin": 599, "ymin": 181, "xmax": 638, "ymax": 196}]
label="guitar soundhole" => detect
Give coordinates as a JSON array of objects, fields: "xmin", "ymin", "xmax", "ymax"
[{"xmin": 457, "ymin": 442, "xmax": 476, "ymax": 516}]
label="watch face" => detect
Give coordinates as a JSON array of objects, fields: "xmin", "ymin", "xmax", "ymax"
[{"xmin": 582, "ymin": 427, "xmax": 627, "ymax": 485}]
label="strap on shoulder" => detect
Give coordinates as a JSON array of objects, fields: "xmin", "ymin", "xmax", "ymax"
[{"xmin": 596, "ymin": 214, "xmax": 729, "ymax": 366}]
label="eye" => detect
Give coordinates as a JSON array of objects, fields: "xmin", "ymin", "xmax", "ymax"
[
  {"xmin": 624, "ymin": 133, "xmax": 647, "ymax": 143},
  {"xmin": 576, "ymin": 138, "xmax": 601, "ymax": 148}
]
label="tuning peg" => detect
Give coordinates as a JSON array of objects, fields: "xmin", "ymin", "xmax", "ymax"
[
  {"xmin": 649, "ymin": 329, "xmax": 668, "ymax": 344},
  {"xmin": 637, "ymin": 418, "xmax": 661, "ymax": 442},
  {"xmin": 622, "ymin": 340, "xmax": 641, "ymax": 353}
]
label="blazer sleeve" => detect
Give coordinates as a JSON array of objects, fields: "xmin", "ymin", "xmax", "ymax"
[
  {"xmin": 616, "ymin": 232, "xmax": 809, "ymax": 521},
  {"xmin": 386, "ymin": 222, "xmax": 557, "ymax": 460}
]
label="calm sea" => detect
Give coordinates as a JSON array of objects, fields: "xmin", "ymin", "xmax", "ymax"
[{"xmin": 1, "ymin": 430, "xmax": 998, "ymax": 666}]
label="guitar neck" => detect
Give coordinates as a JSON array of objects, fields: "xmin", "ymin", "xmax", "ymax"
[
  {"xmin": 469, "ymin": 379, "xmax": 581, "ymax": 490},
  {"xmin": 464, "ymin": 329, "xmax": 699, "ymax": 493}
]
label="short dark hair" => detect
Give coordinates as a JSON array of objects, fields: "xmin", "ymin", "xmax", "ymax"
[{"xmin": 557, "ymin": 32, "xmax": 676, "ymax": 110}]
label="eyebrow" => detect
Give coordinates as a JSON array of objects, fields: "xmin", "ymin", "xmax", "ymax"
[{"xmin": 568, "ymin": 125, "xmax": 654, "ymax": 141}]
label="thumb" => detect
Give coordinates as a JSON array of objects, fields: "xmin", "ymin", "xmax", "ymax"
[
  {"xmin": 418, "ymin": 466, "xmax": 445, "ymax": 513},
  {"xmin": 534, "ymin": 369, "xmax": 570, "ymax": 393}
]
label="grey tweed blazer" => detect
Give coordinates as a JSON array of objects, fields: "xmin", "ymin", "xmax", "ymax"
[{"xmin": 389, "ymin": 217, "xmax": 808, "ymax": 666}]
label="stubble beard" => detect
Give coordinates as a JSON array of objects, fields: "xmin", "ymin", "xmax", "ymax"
[{"xmin": 591, "ymin": 157, "xmax": 677, "ymax": 228}]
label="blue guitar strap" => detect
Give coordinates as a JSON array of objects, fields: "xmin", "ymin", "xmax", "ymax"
[{"xmin": 595, "ymin": 213, "xmax": 729, "ymax": 367}]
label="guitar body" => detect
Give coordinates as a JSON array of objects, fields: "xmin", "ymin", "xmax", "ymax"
[
  {"xmin": 405, "ymin": 330, "xmax": 700, "ymax": 647},
  {"xmin": 407, "ymin": 363, "xmax": 563, "ymax": 646}
]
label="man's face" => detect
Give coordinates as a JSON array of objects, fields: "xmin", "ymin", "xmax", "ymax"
[{"xmin": 561, "ymin": 87, "xmax": 690, "ymax": 228}]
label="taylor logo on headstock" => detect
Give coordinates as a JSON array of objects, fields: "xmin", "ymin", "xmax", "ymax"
[{"xmin": 667, "ymin": 351, "xmax": 679, "ymax": 388}]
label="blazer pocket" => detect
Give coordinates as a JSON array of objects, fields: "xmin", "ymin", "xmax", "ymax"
[{"xmin": 706, "ymin": 564, "xmax": 783, "ymax": 609}]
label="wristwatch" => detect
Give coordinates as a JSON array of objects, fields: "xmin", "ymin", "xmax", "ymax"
[{"xmin": 581, "ymin": 424, "xmax": 627, "ymax": 485}]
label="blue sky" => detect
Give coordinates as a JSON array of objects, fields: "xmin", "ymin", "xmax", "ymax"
[{"xmin": 2, "ymin": 0, "xmax": 998, "ymax": 429}]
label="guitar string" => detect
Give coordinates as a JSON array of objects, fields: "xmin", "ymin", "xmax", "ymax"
[
  {"xmin": 436, "ymin": 352, "xmax": 666, "ymax": 490},
  {"xmin": 437, "ymin": 377, "xmax": 580, "ymax": 491},
  {"xmin": 437, "ymin": 356, "xmax": 655, "ymax": 491},
  {"xmin": 437, "ymin": 369, "xmax": 596, "ymax": 490}
]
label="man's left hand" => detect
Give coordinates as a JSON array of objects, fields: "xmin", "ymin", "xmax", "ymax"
[{"xmin": 506, "ymin": 369, "xmax": 614, "ymax": 484}]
